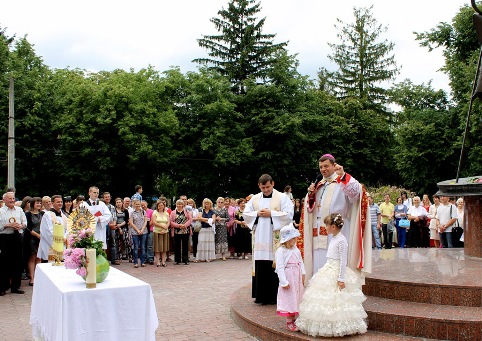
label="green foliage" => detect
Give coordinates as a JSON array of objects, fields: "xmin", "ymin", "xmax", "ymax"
[
  {"xmin": 3, "ymin": 3, "xmax": 480, "ymax": 203},
  {"xmin": 415, "ymin": 4, "xmax": 482, "ymax": 180},
  {"xmin": 389, "ymin": 80, "xmax": 459, "ymax": 194},
  {"xmin": 0, "ymin": 36, "xmax": 54, "ymax": 195},
  {"xmin": 389, "ymin": 79, "xmax": 449, "ymax": 112},
  {"xmin": 73, "ymin": 233, "xmax": 106, "ymax": 259},
  {"xmin": 193, "ymin": 0, "xmax": 288, "ymax": 92},
  {"xmin": 325, "ymin": 6, "xmax": 399, "ymax": 106},
  {"xmin": 49, "ymin": 67, "xmax": 178, "ymax": 196}
]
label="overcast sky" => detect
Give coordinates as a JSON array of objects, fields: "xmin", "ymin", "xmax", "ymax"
[{"xmin": 2, "ymin": 1, "xmax": 466, "ymax": 93}]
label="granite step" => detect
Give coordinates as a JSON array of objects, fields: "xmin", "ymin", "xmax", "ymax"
[
  {"xmin": 365, "ymin": 248, "xmax": 482, "ymax": 307},
  {"xmin": 364, "ymin": 295, "xmax": 482, "ymax": 340},
  {"xmin": 231, "ymin": 285, "xmax": 434, "ymax": 341},
  {"xmin": 364, "ymin": 276, "xmax": 482, "ymax": 307}
]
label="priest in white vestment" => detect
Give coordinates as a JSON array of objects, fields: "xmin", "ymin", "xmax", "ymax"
[
  {"xmin": 80, "ymin": 186, "xmax": 112, "ymax": 249},
  {"xmin": 37, "ymin": 195, "xmax": 68, "ymax": 262},
  {"xmin": 302, "ymin": 154, "xmax": 372, "ymax": 281},
  {"xmin": 243, "ymin": 174, "xmax": 293, "ymax": 304}
]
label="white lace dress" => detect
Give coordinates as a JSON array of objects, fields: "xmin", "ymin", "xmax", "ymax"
[{"xmin": 296, "ymin": 233, "xmax": 367, "ymax": 337}]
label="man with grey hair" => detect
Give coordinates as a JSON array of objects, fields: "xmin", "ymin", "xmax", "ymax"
[
  {"xmin": 407, "ymin": 196, "xmax": 428, "ymax": 248},
  {"xmin": 0, "ymin": 192, "xmax": 27, "ymax": 296},
  {"xmin": 123, "ymin": 197, "xmax": 133, "ymax": 214}
]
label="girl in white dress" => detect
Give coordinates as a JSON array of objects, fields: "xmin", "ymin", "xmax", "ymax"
[
  {"xmin": 275, "ymin": 225, "xmax": 306, "ymax": 332},
  {"xmin": 296, "ymin": 213, "xmax": 367, "ymax": 337}
]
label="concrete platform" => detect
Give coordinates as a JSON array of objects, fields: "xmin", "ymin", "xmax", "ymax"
[
  {"xmin": 231, "ymin": 285, "xmax": 427, "ymax": 341},
  {"xmin": 231, "ymin": 248, "xmax": 482, "ymax": 341}
]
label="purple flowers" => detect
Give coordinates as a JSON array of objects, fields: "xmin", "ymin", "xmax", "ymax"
[
  {"xmin": 76, "ymin": 267, "xmax": 87, "ymax": 277},
  {"xmin": 64, "ymin": 248, "xmax": 86, "ymax": 270},
  {"xmin": 63, "ymin": 228, "xmax": 101, "ymax": 278}
]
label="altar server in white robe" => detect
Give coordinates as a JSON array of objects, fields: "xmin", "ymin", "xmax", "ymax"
[
  {"xmin": 303, "ymin": 154, "xmax": 372, "ymax": 282},
  {"xmin": 80, "ymin": 186, "xmax": 112, "ymax": 249},
  {"xmin": 38, "ymin": 195, "xmax": 68, "ymax": 262},
  {"xmin": 243, "ymin": 174, "xmax": 293, "ymax": 305}
]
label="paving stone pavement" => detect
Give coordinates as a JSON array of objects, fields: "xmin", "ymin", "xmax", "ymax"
[{"xmin": 0, "ymin": 257, "xmax": 258, "ymax": 341}]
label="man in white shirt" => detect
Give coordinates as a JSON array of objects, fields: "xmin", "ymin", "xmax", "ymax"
[
  {"xmin": 435, "ymin": 195, "xmax": 457, "ymax": 248},
  {"xmin": 0, "ymin": 192, "xmax": 27, "ymax": 295},
  {"xmin": 407, "ymin": 196, "xmax": 428, "ymax": 248},
  {"xmin": 80, "ymin": 187, "xmax": 112, "ymax": 249}
]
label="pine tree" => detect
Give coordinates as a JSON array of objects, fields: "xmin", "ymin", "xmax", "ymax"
[
  {"xmin": 193, "ymin": 0, "xmax": 287, "ymax": 93},
  {"xmin": 325, "ymin": 6, "xmax": 399, "ymax": 105}
]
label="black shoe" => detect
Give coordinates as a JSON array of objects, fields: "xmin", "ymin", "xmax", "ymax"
[
  {"xmin": 148, "ymin": 261, "xmax": 154, "ymax": 265},
  {"xmin": 175, "ymin": 262, "xmax": 181, "ymax": 265},
  {"xmin": 0, "ymin": 291, "xmax": 6, "ymax": 296},
  {"xmin": 184, "ymin": 262, "xmax": 189, "ymax": 265},
  {"xmin": 11, "ymin": 289, "xmax": 25, "ymax": 294}
]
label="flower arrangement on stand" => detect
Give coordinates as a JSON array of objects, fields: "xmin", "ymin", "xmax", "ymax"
[{"xmin": 64, "ymin": 227, "xmax": 106, "ymax": 277}]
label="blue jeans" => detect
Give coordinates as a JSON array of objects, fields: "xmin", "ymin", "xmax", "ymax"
[
  {"xmin": 371, "ymin": 224, "xmax": 381, "ymax": 249},
  {"xmin": 440, "ymin": 232, "xmax": 453, "ymax": 248},
  {"xmin": 132, "ymin": 233, "xmax": 147, "ymax": 265},
  {"xmin": 396, "ymin": 218, "xmax": 407, "ymax": 248},
  {"xmin": 146, "ymin": 231, "xmax": 154, "ymax": 262}
]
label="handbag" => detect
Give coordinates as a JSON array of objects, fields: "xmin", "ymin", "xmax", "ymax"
[
  {"xmin": 193, "ymin": 221, "xmax": 202, "ymax": 233},
  {"xmin": 388, "ymin": 219, "xmax": 396, "ymax": 233},
  {"xmin": 399, "ymin": 218, "xmax": 410, "ymax": 228},
  {"xmin": 451, "ymin": 208, "xmax": 464, "ymax": 247}
]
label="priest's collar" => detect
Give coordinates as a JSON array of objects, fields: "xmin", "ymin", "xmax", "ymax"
[
  {"xmin": 262, "ymin": 193, "xmax": 273, "ymax": 198},
  {"xmin": 323, "ymin": 172, "xmax": 338, "ymax": 182},
  {"xmin": 50, "ymin": 208, "xmax": 62, "ymax": 216}
]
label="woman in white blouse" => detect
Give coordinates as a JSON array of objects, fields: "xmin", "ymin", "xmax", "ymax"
[
  {"xmin": 195, "ymin": 199, "xmax": 216, "ymax": 262},
  {"xmin": 428, "ymin": 195, "xmax": 441, "ymax": 248},
  {"xmin": 454, "ymin": 198, "xmax": 464, "ymax": 247},
  {"xmin": 407, "ymin": 196, "xmax": 428, "ymax": 248}
]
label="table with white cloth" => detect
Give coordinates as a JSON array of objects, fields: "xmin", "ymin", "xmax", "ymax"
[{"xmin": 29, "ymin": 263, "xmax": 158, "ymax": 341}]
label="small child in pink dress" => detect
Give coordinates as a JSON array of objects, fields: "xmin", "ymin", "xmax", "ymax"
[{"xmin": 275, "ymin": 225, "xmax": 306, "ymax": 332}]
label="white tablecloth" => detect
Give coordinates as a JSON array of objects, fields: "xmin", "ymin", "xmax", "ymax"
[{"xmin": 29, "ymin": 263, "xmax": 158, "ymax": 341}]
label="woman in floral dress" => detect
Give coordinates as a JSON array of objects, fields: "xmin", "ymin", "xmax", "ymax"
[
  {"xmin": 114, "ymin": 198, "xmax": 131, "ymax": 262},
  {"xmin": 213, "ymin": 197, "xmax": 229, "ymax": 261}
]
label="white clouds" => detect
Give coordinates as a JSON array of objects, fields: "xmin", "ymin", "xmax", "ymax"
[{"xmin": 1, "ymin": 0, "xmax": 466, "ymax": 92}]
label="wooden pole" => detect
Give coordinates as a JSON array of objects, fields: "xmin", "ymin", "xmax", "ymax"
[{"xmin": 7, "ymin": 76, "xmax": 15, "ymax": 189}]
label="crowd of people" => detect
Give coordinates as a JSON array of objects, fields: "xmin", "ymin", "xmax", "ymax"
[
  {"xmin": 368, "ymin": 191, "xmax": 465, "ymax": 250},
  {"xmin": 0, "ymin": 185, "xmax": 264, "ymax": 296},
  {"xmin": 0, "ymin": 165, "xmax": 468, "ymax": 338}
]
